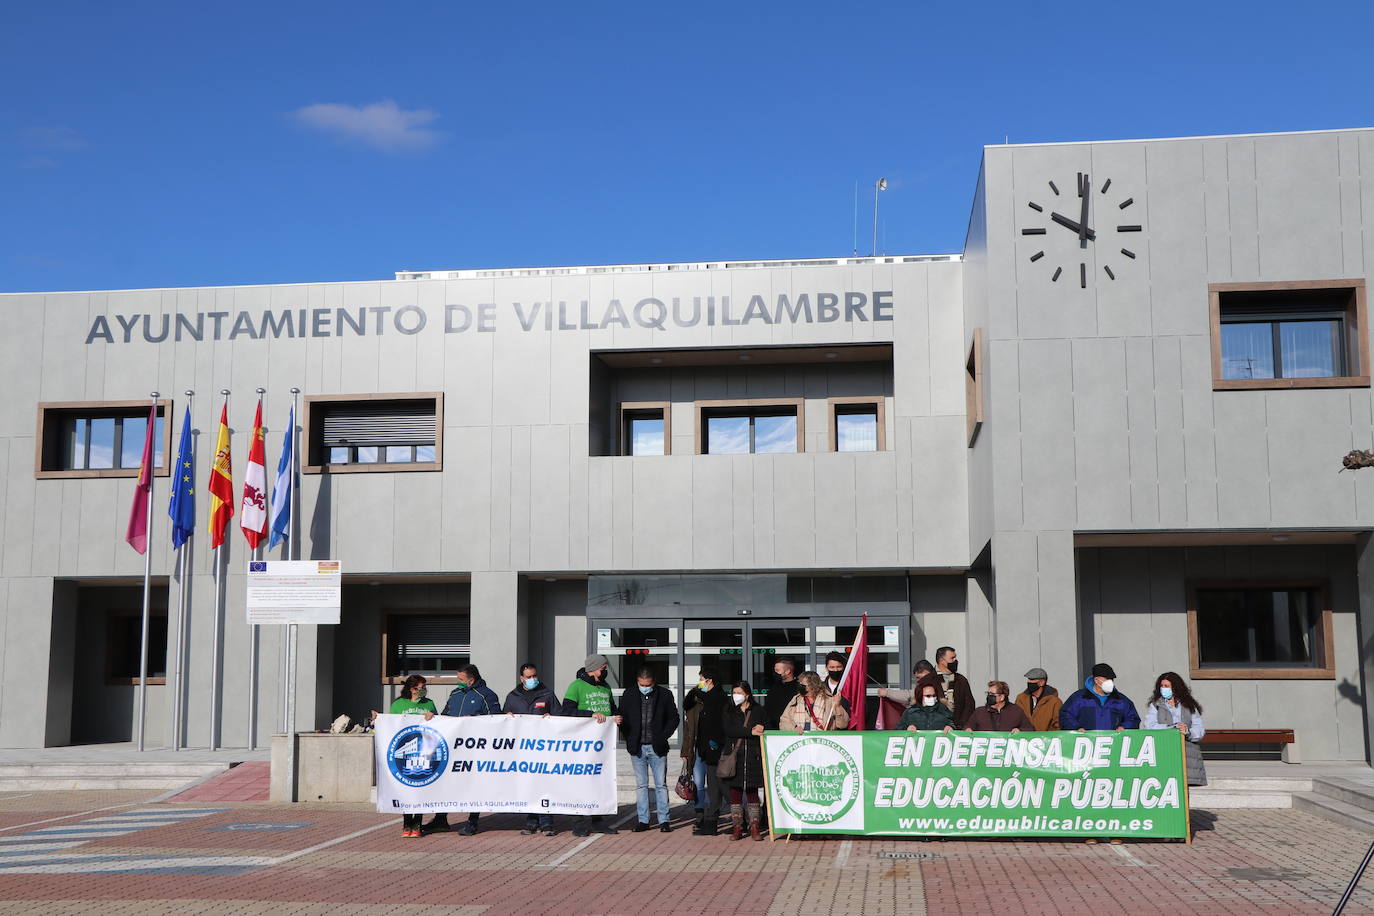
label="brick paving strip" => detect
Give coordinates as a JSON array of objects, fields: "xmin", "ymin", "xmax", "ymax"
[{"xmin": 0, "ymin": 799, "xmax": 1372, "ymax": 914}]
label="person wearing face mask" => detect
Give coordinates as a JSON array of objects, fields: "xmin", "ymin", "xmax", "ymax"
[
  {"xmin": 934, "ymin": 647, "xmax": 976, "ymax": 728},
  {"xmin": 877, "ymin": 659, "xmax": 935, "ymax": 706},
  {"xmin": 375, "ymin": 675, "xmax": 438, "ymax": 838},
  {"xmin": 1014, "ymin": 667, "xmax": 1062, "ymax": 733},
  {"xmin": 897, "ymin": 676, "xmax": 954, "ymax": 733},
  {"xmin": 427, "ymin": 664, "xmax": 502, "ymax": 835},
  {"xmin": 618, "ymin": 667, "xmax": 680, "ymax": 833},
  {"xmin": 1144, "ymin": 671, "xmax": 1207, "ymax": 787},
  {"xmin": 821, "ymin": 651, "xmax": 854, "ymax": 715},
  {"xmin": 685, "ymin": 668, "xmax": 728, "ymax": 835},
  {"xmin": 1059, "ymin": 663, "xmax": 1142, "ymax": 734},
  {"xmin": 720, "ymin": 682, "xmax": 767, "ymax": 841},
  {"xmin": 504, "ymin": 663, "xmax": 562, "ymax": 836},
  {"xmin": 966, "ymin": 680, "xmax": 1032, "ymax": 732},
  {"xmin": 780, "ymin": 671, "xmax": 850, "ymax": 733},
  {"xmin": 563, "ymin": 654, "xmax": 624, "ymax": 837}
]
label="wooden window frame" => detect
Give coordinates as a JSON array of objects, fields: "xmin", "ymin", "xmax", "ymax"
[
  {"xmin": 106, "ymin": 608, "xmax": 168, "ymax": 686},
  {"xmin": 1209, "ymin": 279, "xmax": 1369, "ymax": 390},
  {"xmin": 827, "ymin": 397, "xmax": 887, "ymax": 452},
  {"xmin": 966, "ymin": 328, "xmax": 984, "ymax": 446},
  {"xmin": 379, "ymin": 608, "xmax": 470, "ymax": 686},
  {"xmin": 303, "ymin": 392, "xmax": 444, "ymax": 475},
  {"xmin": 35, "ymin": 399, "xmax": 174, "ymax": 480},
  {"xmin": 694, "ymin": 398, "xmax": 806, "ymax": 455},
  {"xmin": 619, "ymin": 401, "xmax": 672, "ymax": 456},
  {"xmin": 1186, "ymin": 579, "xmax": 1335, "ymax": 680}
]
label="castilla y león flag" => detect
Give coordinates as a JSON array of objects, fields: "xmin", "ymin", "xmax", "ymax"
[
  {"xmin": 240, "ymin": 399, "xmax": 268, "ymax": 550},
  {"xmin": 208, "ymin": 404, "xmax": 234, "ymax": 549},
  {"xmin": 836, "ymin": 613, "xmax": 870, "ymax": 730}
]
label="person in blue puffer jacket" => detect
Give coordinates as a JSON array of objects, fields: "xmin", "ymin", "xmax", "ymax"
[
  {"xmin": 424, "ymin": 664, "xmax": 502, "ymax": 835},
  {"xmin": 1058, "ymin": 663, "xmax": 1141, "ymax": 733}
]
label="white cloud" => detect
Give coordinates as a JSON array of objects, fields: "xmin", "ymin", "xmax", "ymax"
[
  {"xmin": 290, "ymin": 99, "xmax": 443, "ymax": 152},
  {"xmin": 17, "ymin": 126, "xmax": 87, "ymax": 151}
]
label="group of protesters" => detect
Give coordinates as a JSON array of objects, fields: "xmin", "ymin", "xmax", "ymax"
[{"xmin": 377, "ymin": 646, "xmax": 1207, "ymax": 841}]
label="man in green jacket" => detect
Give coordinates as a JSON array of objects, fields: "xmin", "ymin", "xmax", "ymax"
[{"xmin": 563, "ymin": 654, "xmax": 622, "ymax": 837}]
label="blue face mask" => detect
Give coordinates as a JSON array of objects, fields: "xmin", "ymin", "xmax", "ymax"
[
  {"xmin": 524, "ymin": 678, "xmax": 539, "ymax": 690},
  {"xmin": 638, "ymin": 685, "xmax": 653, "ymax": 695},
  {"xmin": 1159, "ymin": 687, "xmax": 1174, "ymax": 699}
]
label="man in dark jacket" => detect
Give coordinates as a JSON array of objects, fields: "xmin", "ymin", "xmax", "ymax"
[
  {"xmin": 935, "ymin": 647, "xmax": 976, "ymax": 728},
  {"xmin": 966, "ymin": 680, "xmax": 1033, "ymax": 732},
  {"xmin": 763, "ymin": 657, "xmax": 801, "ymax": 730},
  {"xmin": 684, "ymin": 667, "xmax": 728, "ymax": 835},
  {"xmin": 619, "ymin": 667, "xmax": 680, "ymax": 832},
  {"xmin": 429, "ymin": 664, "xmax": 502, "ymax": 835},
  {"xmin": 1059, "ymin": 663, "xmax": 1141, "ymax": 732},
  {"xmin": 562, "ymin": 654, "xmax": 622, "ymax": 837},
  {"xmin": 504, "ymin": 662, "xmax": 561, "ymax": 836}
]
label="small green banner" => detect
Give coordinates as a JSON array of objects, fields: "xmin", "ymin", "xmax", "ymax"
[{"xmin": 762, "ymin": 730, "xmax": 1189, "ymax": 838}]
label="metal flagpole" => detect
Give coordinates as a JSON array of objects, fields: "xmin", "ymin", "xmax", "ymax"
[
  {"xmin": 169, "ymin": 389, "xmax": 193, "ymax": 750},
  {"xmin": 247, "ymin": 387, "xmax": 265, "ymax": 751},
  {"xmin": 210, "ymin": 389, "xmax": 229, "ymax": 752},
  {"xmin": 135, "ymin": 391, "xmax": 159, "ymax": 753},
  {"xmin": 285, "ymin": 386, "xmax": 301, "ymax": 802}
]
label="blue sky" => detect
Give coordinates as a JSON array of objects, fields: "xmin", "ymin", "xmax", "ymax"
[{"xmin": 4, "ymin": 2, "xmax": 1372, "ymax": 293}]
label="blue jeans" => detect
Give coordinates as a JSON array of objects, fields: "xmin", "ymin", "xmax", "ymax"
[
  {"xmin": 631, "ymin": 747, "xmax": 669, "ymax": 824},
  {"xmin": 693, "ymin": 756, "xmax": 709, "ymax": 812}
]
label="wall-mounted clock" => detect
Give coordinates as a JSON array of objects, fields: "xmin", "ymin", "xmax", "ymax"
[{"xmin": 1020, "ymin": 173, "xmax": 1142, "ymax": 288}]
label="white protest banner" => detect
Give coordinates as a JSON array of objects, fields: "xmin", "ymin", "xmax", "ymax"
[{"xmin": 374, "ymin": 714, "xmax": 618, "ymax": 816}]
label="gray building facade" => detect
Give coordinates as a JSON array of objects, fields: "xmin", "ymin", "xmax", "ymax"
[{"xmin": 4, "ymin": 126, "xmax": 1373, "ymax": 762}]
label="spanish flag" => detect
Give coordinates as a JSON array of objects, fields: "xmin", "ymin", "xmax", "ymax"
[{"xmin": 208, "ymin": 402, "xmax": 234, "ymax": 549}]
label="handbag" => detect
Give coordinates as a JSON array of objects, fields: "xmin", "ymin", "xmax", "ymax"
[
  {"xmin": 675, "ymin": 759, "xmax": 697, "ymax": 802},
  {"xmin": 715, "ymin": 740, "xmax": 743, "ymax": 779}
]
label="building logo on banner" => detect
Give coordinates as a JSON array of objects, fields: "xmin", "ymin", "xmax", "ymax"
[
  {"xmin": 773, "ymin": 736, "xmax": 863, "ymax": 828},
  {"xmin": 386, "ymin": 724, "xmax": 450, "ymax": 788}
]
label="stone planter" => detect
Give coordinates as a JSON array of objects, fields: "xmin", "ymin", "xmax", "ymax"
[{"xmin": 270, "ymin": 732, "xmax": 374, "ymax": 802}]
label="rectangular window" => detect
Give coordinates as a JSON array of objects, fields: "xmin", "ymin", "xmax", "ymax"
[
  {"xmin": 107, "ymin": 611, "xmax": 168, "ymax": 684},
  {"xmin": 303, "ymin": 394, "xmax": 443, "ymax": 473},
  {"xmin": 1210, "ymin": 281, "xmax": 1369, "ymax": 390},
  {"xmin": 36, "ymin": 400, "xmax": 172, "ymax": 479},
  {"xmin": 384, "ymin": 612, "xmax": 471, "ymax": 683},
  {"xmin": 619, "ymin": 402, "xmax": 671, "ymax": 456},
  {"xmin": 829, "ymin": 398, "xmax": 885, "ymax": 452},
  {"xmin": 1188, "ymin": 581, "xmax": 1335, "ymax": 679},
  {"xmin": 966, "ymin": 328, "xmax": 984, "ymax": 446},
  {"xmin": 696, "ymin": 399, "xmax": 804, "ymax": 454}
]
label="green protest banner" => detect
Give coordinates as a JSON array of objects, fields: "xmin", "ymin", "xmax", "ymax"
[{"xmin": 761, "ymin": 730, "xmax": 1189, "ymax": 839}]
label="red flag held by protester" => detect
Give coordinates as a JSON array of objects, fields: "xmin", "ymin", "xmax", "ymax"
[
  {"xmin": 875, "ymin": 695, "xmax": 905, "ymax": 730},
  {"xmin": 123, "ymin": 403, "xmax": 157, "ymax": 554},
  {"xmin": 836, "ymin": 613, "xmax": 870, "ymax": 730}
]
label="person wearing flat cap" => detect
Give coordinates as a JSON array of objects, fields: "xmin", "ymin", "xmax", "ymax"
[
  {"xmin": 1015, "ymin": 667, "xmax": 1063, "ymax": 732},
  {"xmin": 1059, "ymin": 663, "xmax": 1140, "ymax": 733},
  {"xmin": 563, "ymin": 653, "xmax": 623, "ymax": 837}
]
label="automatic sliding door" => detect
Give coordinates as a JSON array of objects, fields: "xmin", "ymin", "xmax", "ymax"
[
  {"xmin": 747, "ymin": 622, "xmax": 810, "ymax": 701},
  {"xmin": 683, "ymin": 624, "xmax": 744, "ymax": 695},
  {"xmin": 592, "ymin": 623, "xmax": 679, "ymax": 707}
]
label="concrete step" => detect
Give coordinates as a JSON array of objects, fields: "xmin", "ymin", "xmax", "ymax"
[
  {"xmin": 1203, "ymin": 776, "xmax": 1312, "ymax": 793},
  {"xmin": 0, "ymin": 762, "xmax": 227, "ymax": 792},
  {"xmin": 1293, "ymin": 792, "xmax": 1374, "ymax": 833},
  {"xmin": 1189, "ymin": 788, "xmax": 1292, "ymax": 809},
  {"xmin": 1312, "ymin": 777, "xmax": 1374, "ymax": 813}
]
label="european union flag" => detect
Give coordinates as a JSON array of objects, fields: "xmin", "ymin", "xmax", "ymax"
[{"xmin": 168, "ymin": 406, "xmax": 195, "ymax": 548}]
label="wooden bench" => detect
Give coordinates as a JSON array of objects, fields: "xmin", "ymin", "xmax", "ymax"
[{"xmin": 1200, "ymin": 728, "xmax": 1298, "ymax": 762}]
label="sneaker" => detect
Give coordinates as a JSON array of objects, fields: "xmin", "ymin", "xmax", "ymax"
[
  {"xmin": 403, "ymin": 829, "xmax": 420, "ymax": 838},
  {"xmin": 1108, "ymin": 838, "xmax": 1124, "ymax": 845},
  {"xmin": 425, "ymin": 819, "xmax": 451, "ymax": 834},
  {"xmin": 659, "ymin": 823, "xmax": 673, "ymax": 833},
  {"xmin": 458, "ymin": 823, "xmax": 477, "ymax": 836},
  {"xmin": 572, "ymin": 824, "xmax": 591, "ymax": 837},
  {"xmin": 543, "ymin": 827, "xmax": 559, "ymax": 837},
  {"xmin": 1083, "ymin": 838, "xmax": 1099, "ymax": 845},
  {"xmin": 520, "ymin": 826, "xmax": 537, "ymax": 836},
  {"xmin": 631, "ymin": 822, "xmax": 653, "ymax": 833}
]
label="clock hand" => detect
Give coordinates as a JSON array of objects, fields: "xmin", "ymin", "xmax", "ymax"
[
  {"xmin": 1050, "ymin": 211, "xmax": 1096, "ymax": 240},
  {"xmin": 1078, "ymin": 174, "xmax": 1090, "ymax": 242}
]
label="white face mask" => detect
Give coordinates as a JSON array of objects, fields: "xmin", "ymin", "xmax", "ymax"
[
  {"xmin": 1100, "ymin": 679, "xmax": 1115, "ymax": 694},
  {"xmin": 922, "ymin": 695, "xmax": 938, "ymax": 707},
  {"xmin": 732, "ymin": 693, "xmax": 746, "ymax": 706}
]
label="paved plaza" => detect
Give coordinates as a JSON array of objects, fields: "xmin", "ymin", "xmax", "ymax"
[{"xmin": 0, "ymin": 788, "xmax": 1370, "ymax": 915}]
